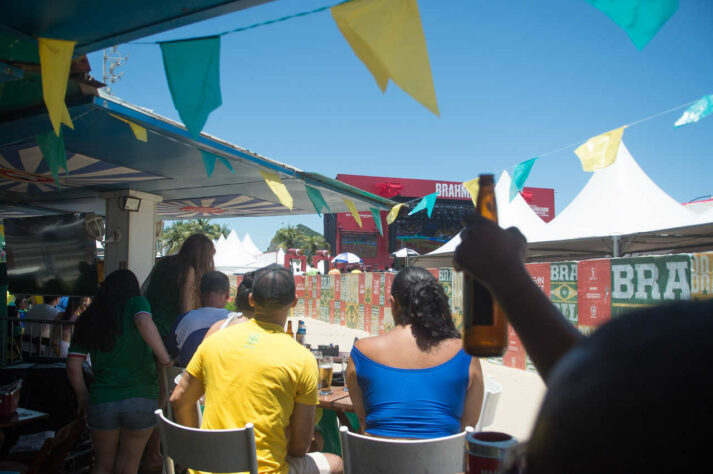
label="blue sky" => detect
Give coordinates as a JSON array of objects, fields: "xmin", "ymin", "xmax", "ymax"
[{"xmin": 87, "ymin": 0, "xmax": 713, "ymax": 251}]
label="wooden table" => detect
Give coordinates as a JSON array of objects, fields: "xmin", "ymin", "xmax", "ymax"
[
  {"xmin": 318, "ymin": 387, "xmax": 357, "ymax": 431},
  {"xmin": 0, "ymin": 408, "xmax": 49, "ymax": 430}
]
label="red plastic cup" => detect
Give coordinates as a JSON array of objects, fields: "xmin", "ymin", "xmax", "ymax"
[{"xmin": 466, "ymin": 431, "xmax": 517, "ymax": 474}]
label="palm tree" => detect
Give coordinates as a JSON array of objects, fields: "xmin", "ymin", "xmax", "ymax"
[
  {"xmin": 300, "ymin": 234, "xmax": 330, "ymax": 261},
  {"xmin": 268, "ymin": 225, "xmax": 302, "ymax": 252},
  {"xmin": 159, "ymin": 219, "xmax": 229, "ymax": 255}
]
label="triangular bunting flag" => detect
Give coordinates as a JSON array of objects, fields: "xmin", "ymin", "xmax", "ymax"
[
  {"xmin": 160, "ymin": 36, "xmax": 222, "ymax": 138},
  {"xmin": 36, "ymin": 129, "xmax": 68, "ymax": 188},
  {"xmin": 344, "ymin": 199, "xmax": 362, "ymax": 227},
  {"xmin": 332, "ymin": 0, "xmax": 439, "ymax": 115},
  {"xmin": 370, "ymin": 207, "xmax": 383, "ymax": 236},
  {"xmin": 510, "ymin": 158, "xmax": 538, "ymax": 202},
  {"xmin": 463, "ymin": 178, "xmax": 480, "ymax": 207},
  {"xmin": 386, "ymin": 203, "xmax": 404, "ymax": 225},
  {"xmin": 305, "ymin": 185, "xmax": 331, "ymax": 217},
  {"xmin": 575, "ymin": 127, "xmax": 626, "ymax": 172},
  {"xmin": 584, "ymin": 0, "xmax": 678, "ymax": 50},
  {"xmin": 38, "ymin": 38, "xmax": 76, "ymax": 136},
  {"xmin": 674, "ymin": 95, "xmax": 713, "ymax": 127},
  {"xmin": 200, "ymin": 151, "xmax": 234, "ymax": 177},
  {"xmin": 260, "ymin": 170, "xmax": 293, "ymax": 210},
  {"xmin": 110, "ymin": 114, "xmax": 147, "ymax": 142},
  {"xmin": 408, "ymin": 192, "xmax": 437, "ymax": 218}
]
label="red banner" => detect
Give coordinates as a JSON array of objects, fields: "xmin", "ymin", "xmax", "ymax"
[{"xmin": 577, "ymin": 259, "xmax": 612, "ymax": 333}]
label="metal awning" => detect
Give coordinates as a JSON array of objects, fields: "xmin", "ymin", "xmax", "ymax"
[
  {"xmin": 0, "ymin": 91, "xmax": 395, "ymax": 220},
  {"xmin": 0, "ymin": 0, "xmax": 275, "ymax": 58}
]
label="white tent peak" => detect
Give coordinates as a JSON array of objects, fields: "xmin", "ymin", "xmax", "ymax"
[
  {"xmin": 242, "ymin": 233, "xmax": 262, "ymax": 256},
  {"xmin": 214, "ymin": 230, "xmax": 255, "ymax": 268},
  {"xmin": 540, "ymin": 142, "xmax": 700, "ymax": 241}
]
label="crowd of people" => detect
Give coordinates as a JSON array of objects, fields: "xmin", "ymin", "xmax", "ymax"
[{"xmin": 3, "ymin": 223, "xmax": 706, "ymax": 473}]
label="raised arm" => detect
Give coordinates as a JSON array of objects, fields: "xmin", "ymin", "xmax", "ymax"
[{"xmin": 454, "ymin": 216, "xmax": 584, "ymax": 381}]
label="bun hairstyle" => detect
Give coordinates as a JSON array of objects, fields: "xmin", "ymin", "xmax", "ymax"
[
  {"xmin": 235, "ymin": 271, "xmax": 255, "ymax": 314},
  {"xmin": 391, "ymin": 267, "xmax": 460, "ymax": 351}
]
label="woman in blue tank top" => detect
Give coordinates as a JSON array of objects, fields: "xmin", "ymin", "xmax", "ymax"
[{"xmin": 347, "ymin": 267, "xmax": 484, "ymax": 439}]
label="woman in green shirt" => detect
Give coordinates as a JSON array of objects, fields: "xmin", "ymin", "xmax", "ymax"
[{"xmin": 67, "ymin": 269, "xmax": 171, "ymax": 474}]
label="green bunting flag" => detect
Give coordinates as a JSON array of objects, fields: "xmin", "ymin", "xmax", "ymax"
[
  {"xmin": 408, "ymin": 192, "xmax": 437, "ymax": 218},
  {"xmin": 200, "ymin": 150, "xmax": 234, "ymax": 177},
  {"xmin": 674, "ymin": 95, "xmax": 713, "ymax": 127},
  {"xmin": 36, "ymin": 129, "xmax": 68, "ymax": 188},
  {"xmin": 585, "ymin": 0, "xmax": 678, "ymax": 50},
  {"xmin": 305, "ymin": 185, "xmax": 331, "ymax": 216},
  {"xmin": 160, "ymin": 36, "xmax": 222, "ymax": 138},
  {"xmin": 370, "ymin": 207, "xmax": 383, "ymax": 236},
  {"xmin": 510, "ymin": 158, "xmax": 538, "ymax": 202}
]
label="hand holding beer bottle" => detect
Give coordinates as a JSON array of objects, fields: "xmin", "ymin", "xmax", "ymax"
[{"xmin": 460, "ymin": 174, "xmax": 508, "ymax": 357}]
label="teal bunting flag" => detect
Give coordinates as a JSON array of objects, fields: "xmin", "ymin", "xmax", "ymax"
[
  {"xmin": 160, "ymin": 36, "xmax": 222, "ymax": 138},
  {"xmin": 584, "ymin": 0, "xmax": 678, "ymax": 50},
  {"xmin": 674, "ymin": 95, "xmax": 713, "ymax": 127},
  {"xmin": 510, "ymin": 158, "xmax": 538, "ymax": 202},
  {"xmin": 305, "ymin": 185, "xmax": 331, "ymax": 216},
  {"xmin": 200, "ymin": 150, "xmax": 234, "ymax": 177},
  {"xmin": 408, "ymin": 192, "xmax": 437, "ymax": 218},
  {"xmin": 36, "ymin": 129, "xmax": 67, "ymax": 188},
  {"xmin": 369, "ymin": 207, "xmax": 383, "ymax": 236}
]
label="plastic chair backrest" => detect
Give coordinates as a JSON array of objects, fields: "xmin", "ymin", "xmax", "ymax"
[
  {"xmin": 475, "ymin": 375, "xmax": 503, "ymax": 431},
  {"xmin": 340, "ymin": 425, "xmax": 473, "ymax": 474},
  {"xmin": 154, "ymin": 409, "xmax": 258, "ymax": 474}
]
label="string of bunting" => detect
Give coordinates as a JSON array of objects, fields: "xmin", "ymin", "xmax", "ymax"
[{"xmin": 29, "ymin": 0, "xmax": 699, "ymax": 203}]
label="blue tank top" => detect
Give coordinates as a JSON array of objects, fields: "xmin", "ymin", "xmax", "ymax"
[{"xmin": 351, "ymin": 345, "xmax": 472, "ymax": 438}]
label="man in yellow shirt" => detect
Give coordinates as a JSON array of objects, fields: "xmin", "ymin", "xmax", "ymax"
[{"xmin": 171, "ymin": 264, "xmax": 343, "ymax": 474}]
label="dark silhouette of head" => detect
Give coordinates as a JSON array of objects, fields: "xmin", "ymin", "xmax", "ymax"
[
  {"xmin": 235, "ymin": 271, "xmax": 255, "ymax": 316},
  {"xmin": 524, "ymin": 300, "xmax": 713, "ymax": 474}
]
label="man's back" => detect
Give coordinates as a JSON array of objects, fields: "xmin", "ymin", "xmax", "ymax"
[
  {"xmin": 169, "ymin": 306, "xmax": 229, "ymax": 366},
  {"xmin": 186, "ymin": 318, "xmax": 318, "ymax": 474}
]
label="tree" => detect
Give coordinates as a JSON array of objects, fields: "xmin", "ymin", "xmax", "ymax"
[
  {"xmin": 268, "ymin": 224, "xmax": 329, "ymax": 260},
  {"xmin": 159, "ymin": 219, "xmax": 229, "ymax": 255}
]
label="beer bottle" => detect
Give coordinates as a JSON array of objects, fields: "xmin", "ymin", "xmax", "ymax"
[
  {"xmin": 462, "ymin": 174, "xmax": 508, "ymax": 357},
  {"xmin": 296, "ymin": 320, "xmax": 306, "ymax": 345},
  {"xmin": 286, "ymin": 320, "xmax": 294, "ymax": 339}
]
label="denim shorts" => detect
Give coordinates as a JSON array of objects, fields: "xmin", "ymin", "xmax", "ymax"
[{"xmin": 88, "ymin": 397, "xmax": 158, "ymax": 431}]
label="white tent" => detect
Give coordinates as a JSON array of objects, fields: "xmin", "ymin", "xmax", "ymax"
[
  {"xmin": 242, "ymin": 233, "xmax": 263, "ymax": 256},
  {"xmin": 413, "ymin": 142, "xmax": 713, "ymax": 265},
  {"xmin": 214, "ymin": 230, "xmax": 256, "ymax": 271},
  {"xmin": 538, "ymin": 142, "xmax": 702, "ymax": 241}
]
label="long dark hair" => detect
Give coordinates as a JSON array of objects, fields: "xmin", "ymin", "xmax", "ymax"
[
  {"xmin": 73, "ymin": 269, "xmax": 141, "ymax": 352},
  {"xmin": 391, "ymin": 267, "xmax": 459, "ymax": 351},
  {"xmin": 60, "ymin": 297, "xmax": 86, "ymax": 321},
  {"xmin": 177, "ymin": 233, "xmax": 215, "ymax": 290}
]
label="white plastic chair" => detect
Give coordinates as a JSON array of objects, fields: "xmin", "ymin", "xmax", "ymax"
[
  {"xmin": 154, "ymin": 409, "xmax": 259, "ymax": 474},
  {"xmin": 339, "ymin": 425, "xmax": 473, "ymax": 474},
  {"xmin": 475, "ymin": 375, "xmax": 503, "ymax": 432}
]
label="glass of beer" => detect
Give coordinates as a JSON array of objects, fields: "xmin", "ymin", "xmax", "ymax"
[{"xmin": 319, "ymin": 356, "xmax": 333, "ymax": 395}]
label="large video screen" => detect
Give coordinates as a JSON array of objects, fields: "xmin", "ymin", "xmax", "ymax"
[
  {"xmin": 391, "ymin": 201, "xmax": 472, "ymax": 255},
  {"xmin": 5, "ymin": 214, "xmax": 99, "ymax": 296},
  {"xmin": 341, "ymin": 232, "xmax": 378, "ymax": 258}
]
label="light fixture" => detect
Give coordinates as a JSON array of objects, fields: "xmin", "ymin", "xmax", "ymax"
[{"xmin": 119, "ymin": 196, "xmax": 141, "ymax": 212}]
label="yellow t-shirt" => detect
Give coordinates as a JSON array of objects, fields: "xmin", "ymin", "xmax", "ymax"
[{"xmin": 187, "ymin": 318, "xmax": 319, "ymax": 474}]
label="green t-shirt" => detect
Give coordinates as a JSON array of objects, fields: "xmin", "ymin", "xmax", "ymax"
[
  {"xmin": 144, "ymin": 256, "xmax": 182, "ymax": 338},
  {"xmin": 69, "ymin": 296, "xmax": 159, "ymax": 404}
]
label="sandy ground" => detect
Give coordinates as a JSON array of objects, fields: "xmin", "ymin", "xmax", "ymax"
[{"xmin": 293, "ymin": 317, "xmax": 547, "ymax": 442}]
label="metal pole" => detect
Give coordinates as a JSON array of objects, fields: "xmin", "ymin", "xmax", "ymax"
[{"xmin": 612, "ymin": 235, "xmax": 621, "ymax": 258}]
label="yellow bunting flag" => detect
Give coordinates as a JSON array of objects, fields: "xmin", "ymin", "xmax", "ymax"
[
  {"xmin": 38, "ymin": 38, "xmax": 76, "ymax": 136},
  {"xmin": 575, "ymin": 126, "xmax": 626, "ymax": 172},
  {"xmin": 332, "ymin": 0, "xmax": 439, "ymax": 116},
  {"xmin": 109, "ymin": 114, "xmax": 148, "ymax": 142},
  {"xmin": 260, "ymin": 170, "xmax": 293, "ymax": 210},
  {"xmin": 386, "ymin": 203, "xmax": 405, "ymax": 225},
  {"xmin": 463, "ymin": 178, "xmax": 480, "ymax": 207},
  {"xmin": 344, "ymin": 199, "xmax": 362, "ymax": 227}
]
